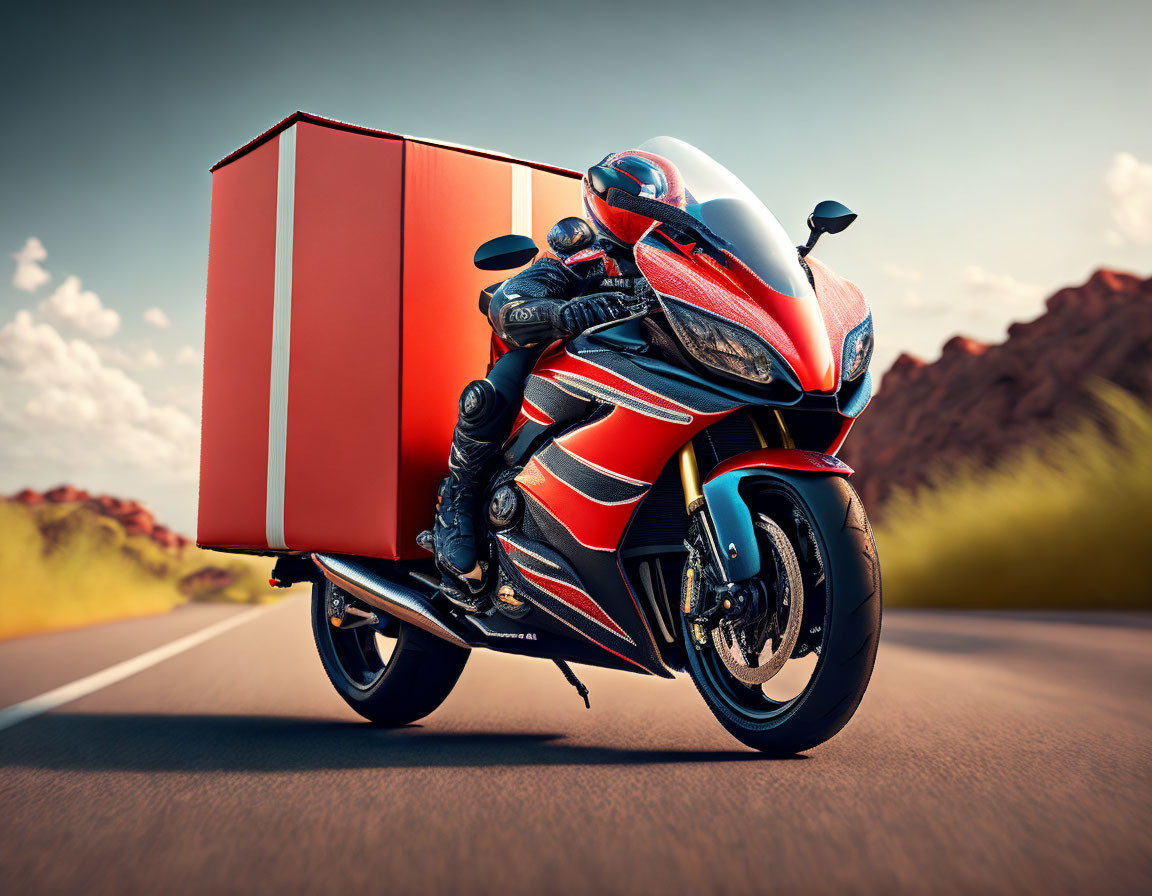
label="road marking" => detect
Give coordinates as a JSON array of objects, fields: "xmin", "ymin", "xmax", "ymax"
[{"xmin": 0, "ymin": 604, "xmax": 273, "ymax": 734}]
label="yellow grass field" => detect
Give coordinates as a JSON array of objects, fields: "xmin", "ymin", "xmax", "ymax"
[
  {"xmin": 874, "ymin": 383, "xmax": 1152, "ymax": 609},
  {"xmin": 0, "ymin": 500, "xmax": 284, "ymax": 640}
]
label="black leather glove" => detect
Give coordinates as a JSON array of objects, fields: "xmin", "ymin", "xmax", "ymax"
[{"xmin": 552, "ymin": 293, "xmax": 632, "ymax": 337}]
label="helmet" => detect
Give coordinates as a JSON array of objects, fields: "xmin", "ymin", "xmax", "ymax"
[{"xmin": 581, "ymin": 150, "xmax": 686, "ymax": 246}]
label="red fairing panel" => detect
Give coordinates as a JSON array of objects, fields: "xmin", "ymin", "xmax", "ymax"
[
  {"xmin": 514, "ymin": 349, "xmax": 731, "ymax": 551},
  {"xmin": 806, "ymin": 256, "xmax": 869, "ymax": 383},
  {"xmin": 635, "ymin": 236, "xmax": 837, "ymax": 393},
  {"xmin": 705, "ymin": 448, "xmax": 854, "ymax": 482},
  {"xmin": 498, "ymin": 535, "xmax": 634, "ymax": 644},
  {"xmin": 827, "ymin": 414, "xmax": 856, "ymax": 457}
]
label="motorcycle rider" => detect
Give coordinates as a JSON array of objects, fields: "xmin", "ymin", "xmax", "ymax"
[{"xmin": 422, "ymin": 150, "xmax": 687, "ymax": 609}]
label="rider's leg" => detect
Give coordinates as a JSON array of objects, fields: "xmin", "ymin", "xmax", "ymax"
[{"xmin": 426, "ymin": 348, "xmax": 541, "ymax": 591}]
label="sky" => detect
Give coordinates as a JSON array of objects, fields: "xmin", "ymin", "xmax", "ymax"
[{"xmin": 1, "ymin": 0, "xmax": 1150, "ymax": 533}]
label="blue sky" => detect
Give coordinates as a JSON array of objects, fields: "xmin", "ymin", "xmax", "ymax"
[{"xmin": 2, "ymin": 0, "xmax": 1150, "ymax": 532}]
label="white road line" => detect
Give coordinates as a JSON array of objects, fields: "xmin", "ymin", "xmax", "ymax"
[{"xmin": 0, "ymin": 604, "xmax": 273, "ymax": 734}]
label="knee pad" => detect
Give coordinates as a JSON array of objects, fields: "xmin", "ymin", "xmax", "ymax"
[{"xmin": 459, "ymin": 379, "xmax": 498, "ymax": 429}]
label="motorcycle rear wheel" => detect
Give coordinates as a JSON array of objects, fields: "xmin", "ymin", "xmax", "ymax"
[
  {"xmin": 311, "ymin": 579, "xmax": 470, "ymax": 726},
  {"xmin": 683, "ymin": 475, "xmax": 881, "ymax": 755}
]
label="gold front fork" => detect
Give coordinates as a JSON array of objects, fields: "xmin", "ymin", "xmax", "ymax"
[
  {"xmin": 772, "ymin": 409, "xmax": 796, "ymax": 449},
  {"xmin": 678, "ymin": 440, "xmax": 705, "ymax": 513},
  {"xmin": 679, "ymin": 439, "xmax": 728, "ymax": 593},
  {"xmin": 681, "ymin": 411, "xmax": 794, "ymax": 512}
]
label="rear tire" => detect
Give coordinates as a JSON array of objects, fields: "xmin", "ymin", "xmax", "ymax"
[
  {"xmin": 684, "ymin": 475, "xmax": 881, "ymax": 755},
  {"xmin": 311, "ymin": 580, "xmax": 470, "ymax": 726}
]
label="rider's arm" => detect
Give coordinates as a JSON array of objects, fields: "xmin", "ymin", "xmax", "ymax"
[{"xmin": 486, "ymin": 256, "xmax": 581, "ymax": 349}]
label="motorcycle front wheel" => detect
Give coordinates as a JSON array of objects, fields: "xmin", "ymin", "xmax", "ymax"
[{"xmin": 682, "ymin": 474, "xmax": 882, "ymax": 755}]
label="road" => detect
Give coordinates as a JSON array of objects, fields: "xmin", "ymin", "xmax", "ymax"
[{"xmin": 0, "ymin": 595, "xmax": 1149, "ymax": 895}]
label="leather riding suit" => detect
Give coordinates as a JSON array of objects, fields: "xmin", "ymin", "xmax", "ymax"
[{"xmin": 424, "ymin": 220, "xmax": 646, "ymax": 608}]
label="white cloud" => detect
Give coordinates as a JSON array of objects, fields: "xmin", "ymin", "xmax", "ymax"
[
  {"xmin": 962, "ymin": 265, "xmax": 1042, "ymax": 308},
  {"xmin": 0, "ymin": 311, "xmax": 198, "ymax": 478},
  {"xmin": 899, "ymin": 290, "xmax": 928, "ymax": 311},
  {"xmin": 92, "ymin": 343, "xmax": 134, "ymax": 368},
  {"xmin": 175, "ymin": 345, "xmax": 201, "ymax": 366},
  {"xmin": 1106, "ymin": 152, "xmax": 1152, "ymax": 244},
  {"xmin": 11, "ymin": 237, "xmax": 50, "ymax": 292},
  {"xmin": 143, "ymin": 307, "xmax": 170, "ymax": 328},
  {"xmin": 38, "ymin": 275, "xmax": 120, "ymax": 338},
  {"xmin": 879, "ymin": 262, "xmax": 922, "ymax": 284},
  {"xmin": 94, "ymin": 343, "xmax": 164, "ymax": 371}
]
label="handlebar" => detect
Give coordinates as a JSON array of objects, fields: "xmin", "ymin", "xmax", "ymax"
[{"xmin": 579, "ymin": 290, "xmax": 658, "ymax": 336}]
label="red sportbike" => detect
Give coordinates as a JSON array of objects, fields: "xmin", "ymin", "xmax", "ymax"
[{"xmin": 297, "ymin": 137, "xmax": 881, "ymax": 754}]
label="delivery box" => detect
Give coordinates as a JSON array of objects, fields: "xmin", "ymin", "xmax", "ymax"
[{"xmin": 198, "ymin": 112, "xmax": 582, "ymax": 559}]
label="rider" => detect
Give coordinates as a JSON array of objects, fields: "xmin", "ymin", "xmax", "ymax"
[{"xmin": 422, "ymin": 149, "xmax": 687, "ymax": 609}]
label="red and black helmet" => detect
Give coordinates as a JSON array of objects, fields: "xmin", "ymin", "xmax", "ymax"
[{"xmin": 581, "ymin": 150, "xmax": 686, "ymax": 246}]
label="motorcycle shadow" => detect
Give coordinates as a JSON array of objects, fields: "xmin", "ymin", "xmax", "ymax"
[{"xmin": 0, "ymin": 713, "xmax": 798, "ymax": 772}]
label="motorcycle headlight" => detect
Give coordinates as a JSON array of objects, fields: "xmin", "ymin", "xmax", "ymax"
[
  {"xmin": 842, "ymin": 315, "xmax": 874, "ymax": 382},
  {"xmin": 661, "ymin": 298, "xmax": 792, "ymax": 386}
]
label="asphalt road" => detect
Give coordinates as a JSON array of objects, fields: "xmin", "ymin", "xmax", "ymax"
[{"xmin": 0, "ymin": 595, "xmax": 1149, "ymax": 895}]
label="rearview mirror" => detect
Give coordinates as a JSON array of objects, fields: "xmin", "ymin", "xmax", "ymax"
[
  {"xmin": 799, "ymin": 200, "xmax": 857, "ymax": 257},
  {"xmin": 810, "ymin": 200, "xmax": 857, "ymax": 234},
  {"xmin": 474, "ymin": 234, "xmax": 538, "ymax": 271}
]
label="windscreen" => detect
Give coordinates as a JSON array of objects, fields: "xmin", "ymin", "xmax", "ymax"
[{"xmin": 638, "ymin": 137, "xmax": 814, "ymax": 299}]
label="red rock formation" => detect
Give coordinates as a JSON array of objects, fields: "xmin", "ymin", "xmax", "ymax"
[
  {"xmin": 43, "ymin": 485, "xmax": 90, "ymax": 503},
  {"xmin": 840, "ymin": 269, "xmax": 1152, "ymax": 515},
  {"xmin": 117, "ymin": 509, "xmax": 156, "ymax": 537},
  {"xmin": 151, "ymin": 525, "xmax": 181, "ymax": 550},
  {"xmin": 7, "ymin": 486, "xmax": 189, "ymax": 553},
  {"xmin": 178, "ymin": 566, "xmax": 235, "ymax": 598}
]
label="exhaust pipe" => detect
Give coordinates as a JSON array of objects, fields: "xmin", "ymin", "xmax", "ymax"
[{"xmin": 312, "ymin": 553, "xmax": 471, "ymax": 649}]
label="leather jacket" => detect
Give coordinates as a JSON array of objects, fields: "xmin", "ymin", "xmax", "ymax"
[{"xmin": 484, "ymin": 242, "xmax": 645, "ymax": 349}]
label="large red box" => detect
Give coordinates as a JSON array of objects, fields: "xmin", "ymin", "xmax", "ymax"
[{"xmin": 198, "ymin": 112, "xmax": 581, "ymax": 558}]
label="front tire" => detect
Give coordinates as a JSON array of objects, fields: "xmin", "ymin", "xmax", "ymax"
[
  {"xmin": 311, "ymin": 579, "xmax": 470, "ymax": 726},
  {"xmin": 684, "ymin": 475, "xmax": 881, "ymax": 754}
]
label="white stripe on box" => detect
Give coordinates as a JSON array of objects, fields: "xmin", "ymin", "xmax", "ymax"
[
  {"xmin": 266, "ymin": 124, "xmax": 296, "ymax": 551},
  {"xmin": 511, "ymin": 165, "xmax": 532, "ymax": 236}
]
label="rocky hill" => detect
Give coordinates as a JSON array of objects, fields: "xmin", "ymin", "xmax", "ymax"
[
  {"xmin": 10, "ymin": 485, "xmax": 191, "ymax": 552},
  {"xmin": 1, "ymin": 486, "xmax": 279, "ymax": 639},
  {"xmin": 840, "ymin": 269, "xmax": 1152, "ymax": 514}
]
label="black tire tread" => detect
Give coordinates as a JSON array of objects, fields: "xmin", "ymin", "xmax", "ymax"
[
  {"xmin": 685, "ymin": 476, "xmax": 882, "ymax": 754},
  {"xmin": 310, "ymin": 581, "xmax": 470, "ymax": 726}
]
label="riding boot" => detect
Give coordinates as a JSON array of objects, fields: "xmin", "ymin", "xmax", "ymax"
[{"xmin": 426, "ymin": 427, "xmax": 501, "ymax": 609}]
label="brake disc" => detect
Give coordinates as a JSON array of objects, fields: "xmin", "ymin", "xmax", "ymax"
[{"xmin": 712, "ymin": 514, "xmax": 804, "ymax": 686}]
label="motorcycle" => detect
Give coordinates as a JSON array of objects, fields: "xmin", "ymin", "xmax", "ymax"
[{"xmin": 278, "ymin": 137, "xmax": 882, "ymax": 754}]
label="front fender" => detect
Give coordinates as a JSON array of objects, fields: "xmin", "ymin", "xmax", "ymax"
[{"xmin": 702, "ymin": 449, "xmax": 853, "ymax": 582}]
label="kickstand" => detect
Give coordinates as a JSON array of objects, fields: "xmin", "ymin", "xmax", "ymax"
[{"xmin": 553, "ymin": 659, "xmax": 591, "ymax": 709}]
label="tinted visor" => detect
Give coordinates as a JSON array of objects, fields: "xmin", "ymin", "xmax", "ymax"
[{"xmin": 587, "ymin": 165, "xmax": 642, "ymax": 198}]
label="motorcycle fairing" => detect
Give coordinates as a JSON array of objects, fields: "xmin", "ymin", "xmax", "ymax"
[
  {"xmin": 805, "ymin": 256, "xmax": 871, "ymax": 385},
  {"xmin": 515, "ymin": 346, "xmax": 740, "ymax": 552},
  {"xmin": 494, "ymin": 338, "xmax": 750, "ymax": 674},
  {"xmin": 633, "ymin": 225, "xmax": 874, "ymax": 397},
  {"xmin": 498, "ymin": 473, "xmax": 669, "ymax": 675}
]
